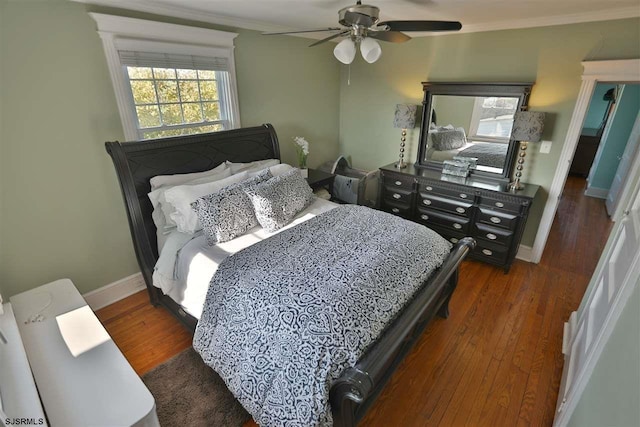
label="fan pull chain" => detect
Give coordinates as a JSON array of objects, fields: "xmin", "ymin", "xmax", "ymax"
[{"xmin": 348, "ymin": 63, "xmax": 351, "ymax": 86}]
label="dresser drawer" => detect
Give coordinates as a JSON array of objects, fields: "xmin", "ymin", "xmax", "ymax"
[
  {"xmin": 382, "ymin": 173, "xmax": 415, "ymax": 191},
  {"xmin": 426, "ymin": 224, "xmax": 467, "ymax": 246},
  {"xmin": 381, "ymin": 200, "xmax": 412, "ymax": 219},
  {"xmin": 419, "ymin": 182, "xmax": 474, "ymax": 202},
  {"xmin": 416, "ymin": 207, "xmax": 471, "ymax": 233},
  {"xmin": 478, "ymin": 195, "xmax": 522, "ymax": 213},
  {"xmin": 417, "ymin": 192, "xmax": 473, "ymax": 217},
  {"xmin": 477, "ymin": 207, "xmax": 518, "ymax": 230},
  {"xmin": 383, "ymin": 186, "xmax": 413, "ymax": 205},
  {"xmin": 474, "ymin": 222, "xmax": 513, "ymax": 247},
  {"xmin": 472, "ymin": 240, "xmax": 509, "ymax": 265}
]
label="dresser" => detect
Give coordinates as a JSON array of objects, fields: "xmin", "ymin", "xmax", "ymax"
[{"xmin": 378, "ymin": 164, "xmax": 539, "ymax": 272}]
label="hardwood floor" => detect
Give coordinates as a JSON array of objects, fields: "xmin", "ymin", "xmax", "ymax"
[{"xmin": 96, "ymin": 176, "xmax": 612, "ymax": 426}]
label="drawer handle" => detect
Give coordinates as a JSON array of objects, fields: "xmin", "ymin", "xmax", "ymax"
[
  {"xmin": 459, "ymin": 193, "xmax": 468, "ymax": 199},
  {"xmin": 421, "ymin": 214, "xmax": 429, "ymax": 220},
  {"xmin": 450, "ymin": 237, "xmax": 459, "ymax": 244},
  {"xmin": 453, "ymin": 223, "xmax": 462, "ymax": 230},
  {"xmin": 486, "ymin": 233, "xmax": 497, "ymax": 240},
  {"xmin": 424, "ymin": 186, "xmax": 433, "ymax": 191},
  {"xmin": 456, "ymin": 207, "xmax": 465, "ymax": 214},
  {"xmin": 392, "ymin": 208, "xmax": 400, "ymax": 213},
  {"xmin": 490, "ymin": 216, "xmax": 502, "ymax": 224},
  {"xmin": 482, "ymin": 249, "xmax": 493, "ymax": 256},
  {"xmin": 422, "ymin": 199, "xmax": 432, "ymax": 205},
  {"xmin": 392, "ymin": 193, "xmax": 402, "ymax": 199},
  {"xmin": 495, "ymin": 202, "xmax": 504, "ymax": 208},
  {"xmin": 395, "ymin": 180, "xmax": 403, "ymax": 186}
]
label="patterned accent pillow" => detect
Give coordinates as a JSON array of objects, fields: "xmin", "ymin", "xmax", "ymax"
[
  {"xmin": 245, "ymin": 169, "xmax": 315, "ymax": 232},
  {"xmin": 193, "ymin": 169, "xmax": 273, "ymax": 245}
]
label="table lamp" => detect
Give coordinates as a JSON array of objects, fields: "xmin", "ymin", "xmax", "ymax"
[
  {"xmin": 393, "ymin": 104, "xmax": 418, "ymax": 169},
  {"xmin": 509, "ymin": 110, "xmax": 545, "ymax": 191}
]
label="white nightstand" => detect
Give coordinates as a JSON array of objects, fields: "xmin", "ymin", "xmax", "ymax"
[{"xmin": 10, "ymin": 279, "xmax": 159, "ymax": 427}]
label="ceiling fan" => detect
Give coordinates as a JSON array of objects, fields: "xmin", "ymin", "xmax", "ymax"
[{"xmin": 263, "ymin": 1, "xmax": 462, "ymax": 64}]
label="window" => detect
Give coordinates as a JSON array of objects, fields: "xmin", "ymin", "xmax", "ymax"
[
  {"xmin": 91, "ymin": 14, "xmax": 240, "ymax": 141},
  {"xmin": 468, "ymin": 96, "xmax": 519, "ymax": 143}
]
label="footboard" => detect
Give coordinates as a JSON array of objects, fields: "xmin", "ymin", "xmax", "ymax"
[{"xmin": 330, "ymin": 237, "xmax": 475, "ymax": 427}]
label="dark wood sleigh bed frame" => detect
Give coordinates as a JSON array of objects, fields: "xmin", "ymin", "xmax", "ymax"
[{"xmin": 105, "ymin": 124, "xmax": 475, "ymax": 427}]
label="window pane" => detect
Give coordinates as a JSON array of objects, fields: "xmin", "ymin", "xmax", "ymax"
[
  {"xmin": 160, "ymin": 104, "xmax": 183, "ymax": 125},
  {"xmin": 130, "ymin": 80, "xmax": 157, "ymax": 104},
  {"xmin": 142, "ymin": 123, "xmax": 224, "ymax": 139},
  {"xmin": 177, "ymin": 69, "xmax": 198, "ymax": 79},
  {"xmin": 127, "ymin": 67, "xmax": 152, "ymax": 79},
  {"xmin": 198, "ymin": 70, "xmax": 216, "ymax": 79},
  {"xmin": 136, "ymin": 105, "xmax": 161, "ymax": 128},
  {"xmin": 203, "ymin": 102, "xmax": 220, "ymax": 121},
  {"xmin": 179, "ymin": 81, "xmax": 200, "ymax": 102},
  {"xmin": 153, "ymin": 68, "xmax": 176, "ymax": 79},
  {"xmin": 199, "ymin": 81, "xmax": 218, "ymax": 101},
  {"xmin": 182, "ymin": 103, "xmax": 203, "ymax": 124},
  {"xmin": 156, "ymin": 80, "xmax": 179, "ymax": 103}
]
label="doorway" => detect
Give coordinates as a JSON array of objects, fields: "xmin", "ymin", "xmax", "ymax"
[{"xmin": 531, "ymin": 59, "xmax": 640, "ymax": 263}]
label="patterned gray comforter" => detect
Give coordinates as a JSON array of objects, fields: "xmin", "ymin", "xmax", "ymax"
[
  {"xmin": 193, "ymin": 205, "xmax": 452, "ymax": 426},
  {"xmin": 459, "ymin": 141, "xmax": 508, "ymax": 169}
]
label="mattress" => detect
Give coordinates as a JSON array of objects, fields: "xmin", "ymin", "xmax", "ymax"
[{"xmin": 152, "ymin": 198, "xmax": 338, "ymax": 318}]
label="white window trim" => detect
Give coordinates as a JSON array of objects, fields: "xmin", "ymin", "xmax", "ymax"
[
  {"xmin": 468, "ymin": 97, "xmax": 514, "ymax": 144},
  {"xmin": 90, "ymin": 13, "xmax": 240, "ymax": 140}
]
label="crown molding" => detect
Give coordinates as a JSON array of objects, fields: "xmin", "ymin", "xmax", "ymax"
[
  {"xmin": 453, "ymin": 6, "xmax": 640, "ymax": 36},
  {"xmin": 71, "ymin": 0, "xmax": 294, "ymax": 34},
  {"xmin": 71, "ymin": 0, "xmax": 640, "ymax": 40}
]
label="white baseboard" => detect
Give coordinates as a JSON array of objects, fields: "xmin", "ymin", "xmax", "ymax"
[
  {"xmin": 584, "ymin": 186, "xmax": 609, "ymax": 199},
  {"xmin": 83, "ymin": 273, "xmax": 146, "ymax": 311},
  {"xmin": 516, "ymin": 244, "xmax": 535, "ymax": 263}
]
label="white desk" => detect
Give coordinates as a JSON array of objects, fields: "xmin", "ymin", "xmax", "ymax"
[{"xmin": 11, "ymin": 279, "xmax": 159, "ymax": 427}]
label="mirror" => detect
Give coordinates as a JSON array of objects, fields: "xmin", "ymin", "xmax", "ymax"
[{"xmin": 417, "ymin": 82, "xmax": 533, "ymax": 181}]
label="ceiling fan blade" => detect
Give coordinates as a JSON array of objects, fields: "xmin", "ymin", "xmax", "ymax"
[
  {"xmin": 378, "ymin": 20, "xmax": 462, "ymax": 32},
  {"xmin": 263, "ymin": 27, "xmax": 343, "ymax": 36},
  {"xmin": 368, "ymin": 31, "xmax": 411, "ymax": 43},
  {"xmin": 344, "ymin": 10, "xmax": 374, "ymax": 28},
  {"xmin": 309, "ymin": 30, "xmax": 350, "ymax": 47}
]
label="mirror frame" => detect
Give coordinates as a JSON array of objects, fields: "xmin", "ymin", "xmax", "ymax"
[{"xmin": 416, "ymin": 82, "xmax": 534, "ymax": 182}]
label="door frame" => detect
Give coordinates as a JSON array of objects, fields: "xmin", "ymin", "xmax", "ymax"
[{"xmin": 531, "ymin": 59, "xmax": 640, "ymax": 263}]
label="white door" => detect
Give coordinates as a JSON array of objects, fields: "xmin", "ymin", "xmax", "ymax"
[
  {"xmin": 554, "ymin": 176, "xmax": 640, "ymax": 425},
  {"xmin": 606, "ymin": 111, "xmax": 640, "ymax": 217}
]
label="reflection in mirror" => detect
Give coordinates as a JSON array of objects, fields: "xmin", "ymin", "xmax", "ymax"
[{"xmin": 425, "ymin": 95, "xmax": 520, "ymax": 174}]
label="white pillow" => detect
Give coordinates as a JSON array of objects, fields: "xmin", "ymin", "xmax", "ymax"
[
  {"xmin": 247, "ymin": 163, "xmax": 294, "ymax": 178},
  {"xmin": 226, "ymin": 159, "xmax": 280, "ymax": 174},
  {"xmin": 148, "ymin": 168, "xmax": 232, "ymax": 232},
  {"xmin": 164, "ymin": 171, "xmax": 250, "ymax": 233},
  {"xmin": 150, "ymin": 162, "xmax": 228, "ymax": 191}
]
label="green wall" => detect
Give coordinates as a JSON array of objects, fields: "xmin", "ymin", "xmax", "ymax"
[
  {"xmin": 568, "ymin": 283, "xmax": 640, "ymax": 427},
  {"xmin": 338, "ymin": 18, "xmax": 640, "ymax": 246},
  {"xmin": 588, "ymin": 84, "xmax": 640, "ymax": 191},
  {"xmin": 431, "ymin": 95, "xmax": 475, "ymax": 134},
  {"xmin": 0, "ymin": 0, "xmax": 340, "ymax": 297}
]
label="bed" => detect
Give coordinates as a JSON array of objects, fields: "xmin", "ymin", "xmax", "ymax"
[
  {"xmin": 105, "ymin": 124, "xmax": 475, "ymax": 426},
  {"xmin": 428, "ymin": 141, "xmax": 508, "ymax": 169}
]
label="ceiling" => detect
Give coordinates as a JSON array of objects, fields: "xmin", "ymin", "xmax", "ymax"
[{"xmin": 73, "ymin": 0, "xmax": 640, "ymax": 38}]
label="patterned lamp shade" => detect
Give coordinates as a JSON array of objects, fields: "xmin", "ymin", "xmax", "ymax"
[
  {"xmin": 511, "ymin": 110, "xmax": 545, "ymax": 142},
  {"xmin": 393, "ymin": 104, "xmax": 418, "ymax": 129}
]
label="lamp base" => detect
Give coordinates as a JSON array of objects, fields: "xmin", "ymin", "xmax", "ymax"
[
  {"xmin": 395, "ymin": 161, "xmax": 407, "ymax": 169},
  {"xmin": 508, "ymin": 178, "xmax": 524, "ymax": 191}
]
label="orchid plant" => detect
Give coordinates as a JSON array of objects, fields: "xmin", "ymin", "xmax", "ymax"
[{"xmin": 293, "ymin": 136, "xmax": 309, "ymax": 169}]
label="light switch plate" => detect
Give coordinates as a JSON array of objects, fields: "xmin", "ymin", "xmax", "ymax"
[{"xmin": 540, "ymin": 140, "xmax": 553, "ymax": 154}]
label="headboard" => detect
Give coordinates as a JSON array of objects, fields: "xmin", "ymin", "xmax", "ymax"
[{"xmin": 105, "ymin": 124, "xmax": 280, "ymax": 305}]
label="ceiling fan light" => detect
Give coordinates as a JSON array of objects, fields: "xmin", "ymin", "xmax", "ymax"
[
  {"xmin": 360, "ymin": 37, "xmax": 382, "ymax": 63},
  {"xmin": 334, "ymin": 38, "xmax": 357, "ymax": 64}
]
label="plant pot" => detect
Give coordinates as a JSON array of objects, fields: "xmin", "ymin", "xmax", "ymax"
[{"xmin": 299, "ymin": 168, "xmax": 308, "ymax": 178}]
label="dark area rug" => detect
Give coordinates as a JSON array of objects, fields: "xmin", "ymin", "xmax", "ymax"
[{"xmin": 142, "ymin": 348, "xmax": 251, "ymax": 427}]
